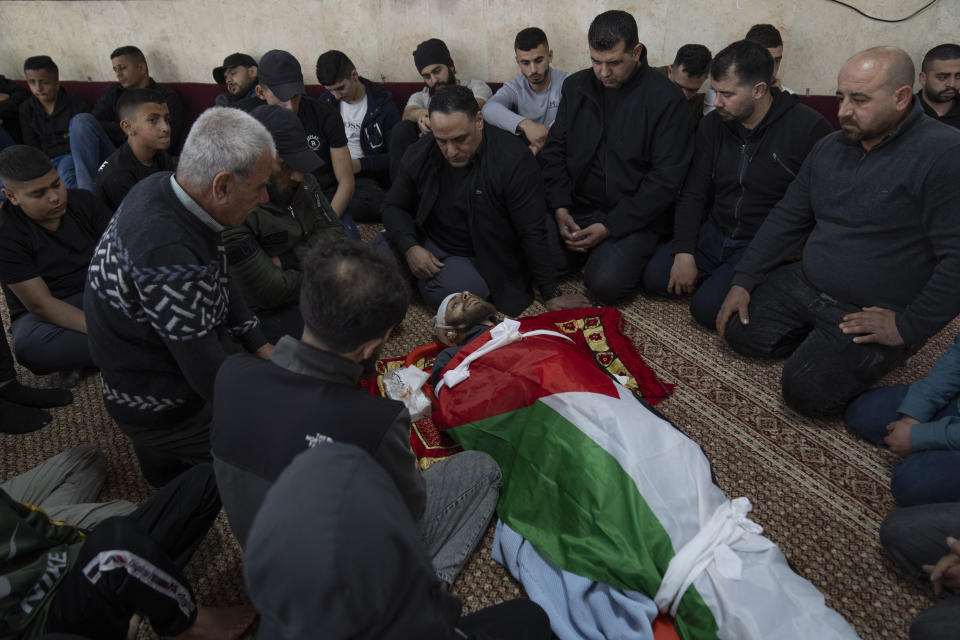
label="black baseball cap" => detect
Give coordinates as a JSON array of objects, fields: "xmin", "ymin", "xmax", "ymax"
[
  {"xmin": 249, "ymin": 104, "xmax": 322, "ymax": 174},
  {"xmin": 258, "ymin": 49, "xmax": 305, "ymax": 101},
  {"xmin": 212, "ymin": 52, "xmax": 257, "ymax": 85}
]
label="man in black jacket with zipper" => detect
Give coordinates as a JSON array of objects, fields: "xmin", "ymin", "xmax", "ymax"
[
  {"xmin": 717, "ymin": 47, "xmax": 960, "ymax": 418},
  {"xmin": 643, "ymin": 41, "xmax": 831, "ymax": 329},
  {"xmin": 381, "ymin": 85, "xmax": 587, "ymax": 316},
  {"xmin": 540, "ymin": 10, "xmax": 693, "ymax": 305}
]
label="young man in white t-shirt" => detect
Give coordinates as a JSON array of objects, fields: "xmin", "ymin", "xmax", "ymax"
[{"xmin": 317, "ymin": 50, "xmax": 401, "ymax": 222}]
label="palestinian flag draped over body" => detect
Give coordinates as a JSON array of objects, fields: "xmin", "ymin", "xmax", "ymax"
[{"xmin": 433, "ymin": 311, "xmax": 859, "ymax": 640}]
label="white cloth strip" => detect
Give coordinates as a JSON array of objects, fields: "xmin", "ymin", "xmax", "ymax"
[
  {"xmin": 436, "ymin": 319, "xmax": 573, "ymax": 393},
  {"xmin": 654, "ymin": 497, "xmax": 771, "ymax": 616}
]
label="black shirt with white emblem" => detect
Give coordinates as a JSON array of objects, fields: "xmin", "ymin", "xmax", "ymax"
[{"xmin": 95, "ymin": 142, "xmax": 177, "ymax": 212}]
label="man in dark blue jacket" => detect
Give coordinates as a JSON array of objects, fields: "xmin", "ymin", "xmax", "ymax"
[
  {"xmin": 644, "ymin": 40, "xmax": 831, "ymax": 328},
  {"xmin": 717, "ymin": 47, "xmax": 960, "ymax": 418},
  {"xmin": 316, "ymin": 50, "xmax": 400, "ymax": 222},
  {"xmin": 540, "ymin": 10, "xmax": 693, "ymax": 305}
]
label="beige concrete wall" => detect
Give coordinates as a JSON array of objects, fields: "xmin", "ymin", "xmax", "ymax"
[{"xmin": 1, "ymin": 0, "xmax": 957, "ymax": 94}]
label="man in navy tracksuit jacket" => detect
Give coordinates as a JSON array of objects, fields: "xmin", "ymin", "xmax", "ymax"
[{"xmin": 317, "ymin": 51, "xmax": 401, "ymax": 222}]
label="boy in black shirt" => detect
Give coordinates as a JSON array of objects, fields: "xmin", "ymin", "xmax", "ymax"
[
  {"xmin": 18, "ymin": 56, "xmax": 88, "ymax": 189},
  {"xmin": 0, "ymin": 146, "xmax": 111, "ymax": 377},
  {"xmin": 95, "ymin": 88, "xmax": 176, "ymax": 211},
  {"xmin": 68, "ymin": 46, "xmax": 183, "ymax": 193}
]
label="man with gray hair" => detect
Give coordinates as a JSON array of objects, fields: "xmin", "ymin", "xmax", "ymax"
[
  {"xmin": 717, "ymin": 46, "xmax": 960, "ymax": 418},
  {"xmin": 85, "ymin": 107, "xmax": 275, "ymax": 487}
]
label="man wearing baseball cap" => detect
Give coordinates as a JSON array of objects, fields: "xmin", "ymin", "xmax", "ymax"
[
  {"xmin": 390, "ymin": 38, "xmax": 493, "ymax": 179},
  {"xmin": 238, "ymin": 49, "xmax": 358, "ymax": 239},
  {"xmin": 212, "ymin": 52, "xmax": 258, "ymax": 107},
  {"xmin": 223, "ymin": 104, "xmax": 345, "ymax": 342}
]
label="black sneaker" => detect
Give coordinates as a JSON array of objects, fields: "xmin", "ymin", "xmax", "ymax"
[{"xmin": 0, "ymin": 398, "xmax": 52, "ymax": 434}]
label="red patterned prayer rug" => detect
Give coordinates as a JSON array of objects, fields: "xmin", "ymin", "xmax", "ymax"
[{"xmin": 361, "ymin": 307, "xmax": 674, "ymax": 467}]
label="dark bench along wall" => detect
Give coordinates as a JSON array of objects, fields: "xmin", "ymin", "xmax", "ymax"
[{"xmin": 18, "ymin": 80, "xmax": 842, "ymax": 134}]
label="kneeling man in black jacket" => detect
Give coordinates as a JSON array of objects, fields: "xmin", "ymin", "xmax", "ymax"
[
  {"xmin": 381, "ymin": 85, "xmax": 587, "ymax": 316},
  {"xmin": 540, "ymin": 10, "xmax": 694, "ymax": 305},
  {"xmin": 643, "ymin": 40, "xmax": 831, "ymax": 328}
]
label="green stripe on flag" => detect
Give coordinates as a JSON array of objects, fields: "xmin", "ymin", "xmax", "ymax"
[{"xmin": 450, "ymin": 399, "xmax": 719, "ymax": 640}]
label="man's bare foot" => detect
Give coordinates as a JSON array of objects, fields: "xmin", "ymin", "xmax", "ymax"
[{"xmin": 168, "ymin": 605, "xmax": 256, "ymax": 640}]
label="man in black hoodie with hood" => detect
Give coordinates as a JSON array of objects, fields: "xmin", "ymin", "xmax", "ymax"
[
  {"xmin": 540, "ymin": 10, "xmax": 693, "ymax": 305},
  {"xmin": 245, "ymin": 442, "xmax": 552, "ymax": 640},
  {"xmin": 643, "ymin": 40, "xmax": 831, "ymax": 328}
]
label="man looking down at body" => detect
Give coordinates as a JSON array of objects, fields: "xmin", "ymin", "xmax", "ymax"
[
  {"xmin": 540, "ymin": 10, "xmax": 693, "ymax": 305},
  {"xmin": 482, "ymin": 27, "xmax": 569, "ymax": 155},
  {"xmin": 382, "ymin": 85, "xmax": 588, "ymax": 315},
  {"xmin": 85, "ymin": 107, "xmax": 275, "ymax": 487},
  {"xmin": 643, "ymin": 40, "xmax": 831, "ymax": 328}
]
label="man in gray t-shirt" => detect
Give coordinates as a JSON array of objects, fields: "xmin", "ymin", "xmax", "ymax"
[
  {"xmin": 390, "ymin": 39, "xmax": 493, "ymax": 179},
  {"xmin": 483, "ymin": 27, "xmax": 569, "ymax": 156}
]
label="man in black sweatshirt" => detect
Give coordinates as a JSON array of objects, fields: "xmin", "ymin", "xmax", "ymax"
[
  {"xmin": 644, "ymin": 41, "xmax": 831, "ymax": 328},
  {"xmin": 18, "ymin": 56, "xmax": 88, "ymax": 189},
  {"xmin": 540, "ymin": 10, "xmax": 693, "ymax": 305},
  {"xmin": 382, "ymin": 85, "xmax": 586, "ymax": 316},
  {"xmin": 84, "ymin": 107, "xmax": 274, "ymax": 487},
  {"xmin": 717, "ymin": 47, "xmax": 960, "ymax": 418}
]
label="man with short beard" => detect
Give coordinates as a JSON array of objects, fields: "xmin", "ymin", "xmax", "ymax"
[
  {"xmin": 390, "ymin": 38, "xmax": 492, "ymax": 178},
  {"xmin": 430, "ymin": 290, "xmax": 501, "ymax": 388},
  {"xmin": 223, "ymin": 105, "xmax": 345, "ymax": 342},
  {"xmin": 917, "ymin": 44, "xmax": 960, "ymax": 129},
  {"xmin": 482, "ymin": 27, "xmax": 569, "ymax": 155},
  {"xmin": 716, "ymin": 46, "xmax": 960, "ymax": 419},
  {"xmin": 212, "ymin": 53, "xmax": 259, "ymax": 107},
  {"xmin": 643, "ymin": 40, "xmax": 830, "ymax": 329},
  {"xmin": 211, "ymin": 240, "xmax": 503, "ymax": 592}
]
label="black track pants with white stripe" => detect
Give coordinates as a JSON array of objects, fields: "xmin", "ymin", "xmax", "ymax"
[{"xmin": 45, "ymin": 464, "xmax": 221, "ymax": 639}]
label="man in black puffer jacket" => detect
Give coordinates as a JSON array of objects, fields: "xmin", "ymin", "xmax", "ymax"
[
  {"xmin": 540, "ymin": 10, "xmax": 693, "ymax": 305},
  {"xmin": 382, "ymin": 85, "xmax": 586, "ymax": 316}
]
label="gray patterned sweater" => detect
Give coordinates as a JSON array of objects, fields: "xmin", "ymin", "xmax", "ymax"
[{"xmin": 85, "ymin": 172, "xmax": 266, "ymax": 428}]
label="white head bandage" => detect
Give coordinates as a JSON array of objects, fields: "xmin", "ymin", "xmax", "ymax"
[{"xmin": 434, "ymin": 292, "xmax": 459, "ymax": 328}]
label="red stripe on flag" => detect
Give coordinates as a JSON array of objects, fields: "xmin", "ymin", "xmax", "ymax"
[{"xmin": 436, "ymin": 324, "xmax": 620, "ymax": 428}]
